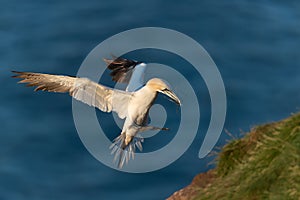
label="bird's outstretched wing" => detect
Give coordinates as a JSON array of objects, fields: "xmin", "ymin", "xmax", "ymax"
[
  {"xmin": 12, "ymin": 71, "xmax": 130, "ymax": 119},
  {"xmin": 104, "ymin": 56, "xmax": 146, "ymax": 92}
]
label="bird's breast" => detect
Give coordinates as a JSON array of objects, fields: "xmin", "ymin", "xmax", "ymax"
[{"xmin": 127, "ymin": 89, "xmax": 157, "ymax": 124}]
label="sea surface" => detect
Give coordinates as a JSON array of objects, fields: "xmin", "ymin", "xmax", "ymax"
[{"xmin": 1, "ymin": 0, "xmax": 300, "ymax": 199}]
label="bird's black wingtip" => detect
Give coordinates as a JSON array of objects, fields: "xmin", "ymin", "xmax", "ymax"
[
  {"xmin": 103, "ymin": 55, "xmax": 146, "ymax": 84},
  {"xmin": 11, "ymin": 70, "xmax": 22, "ymax": 78}
]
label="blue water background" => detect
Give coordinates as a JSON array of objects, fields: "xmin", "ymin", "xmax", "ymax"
[{"xmin": 1, "ymin": 0, "xmax": 300, "ymax": 199}]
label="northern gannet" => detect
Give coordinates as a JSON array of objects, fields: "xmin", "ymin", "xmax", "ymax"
[{"xmin": 12, "ymin": 57, "xmax": 181, "ymax": 168}]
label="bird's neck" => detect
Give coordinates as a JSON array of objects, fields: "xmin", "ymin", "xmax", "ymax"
[{"xmin": 135, "ymin": 86, "xmax": 157, "ymax": 104}]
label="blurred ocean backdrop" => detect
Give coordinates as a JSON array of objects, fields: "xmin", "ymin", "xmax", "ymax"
[{"xmin": 1, "ymin": 0, "xmax": 300, "ymax": 199}]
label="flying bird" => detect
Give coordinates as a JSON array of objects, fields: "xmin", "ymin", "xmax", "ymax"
[{"xmin": 12, "ymin": 57, "xmax": 181, "ymax": 168}]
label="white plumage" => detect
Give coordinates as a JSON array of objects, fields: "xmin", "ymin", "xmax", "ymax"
[{"xmin": 12, "ymin": 57, "xmax": 181, "ymax": 168}]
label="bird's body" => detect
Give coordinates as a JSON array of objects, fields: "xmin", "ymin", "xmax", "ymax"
[
  {"xmin": 12, "ymin": 57, "xmax": 180, "ymax": 168},
  {"xmin": 128, "ymin": 86, "xmax": 157, "ymax": 126},
  {"xmin": 118, "ymin": 84, "xmax": 157, "ymax": 147}
]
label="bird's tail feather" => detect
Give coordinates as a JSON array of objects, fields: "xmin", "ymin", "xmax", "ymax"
[{"xmin": 110, "ymin": 134, "xmax": 144, "ymax": 168}]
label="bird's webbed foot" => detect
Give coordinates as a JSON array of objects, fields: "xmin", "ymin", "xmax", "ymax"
[{"xmin": 137, "ymin": 125, "xmax": 169, "ymax": 132}]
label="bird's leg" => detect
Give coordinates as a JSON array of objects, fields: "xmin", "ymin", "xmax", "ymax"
[{"xmin": 138, "ymin": 125, "xmax": 169, "ymax": 132}]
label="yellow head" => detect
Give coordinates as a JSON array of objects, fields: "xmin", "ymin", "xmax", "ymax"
[{"xmin": 146, "ymin": 78, "xmax": 181, "ymax": 105}]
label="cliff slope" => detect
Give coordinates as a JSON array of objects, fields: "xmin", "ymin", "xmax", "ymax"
[{"xmin": 168, "ymin": 113, "xmax": 300, "ymax": 200}]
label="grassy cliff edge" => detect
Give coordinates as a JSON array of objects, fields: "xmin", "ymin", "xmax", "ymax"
[{"xmin": 168, "ymin": 113, "xmax": 300, "ymax": 200}]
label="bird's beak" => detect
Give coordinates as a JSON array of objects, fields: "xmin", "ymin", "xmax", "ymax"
[{"xmin": 160, "ymin": 89, "xmax": 181, "ymax": 106}]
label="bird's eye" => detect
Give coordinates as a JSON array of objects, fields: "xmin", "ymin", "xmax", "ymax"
[{"xmin": 162, "ymin": 88, "xmax": 169, "ymax": 92}]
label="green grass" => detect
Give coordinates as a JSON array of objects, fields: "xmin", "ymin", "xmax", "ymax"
[{"xmin": 193, "ymin": 113, "xmax": 300, "ymax": 200}]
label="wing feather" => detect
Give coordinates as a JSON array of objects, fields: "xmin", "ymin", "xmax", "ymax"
[
  {"xmin": 12, "ymin": 71, "xmax": 130, "ymax": 119},
  {"xmin": 104, "ymin": 56, "xmax": 140, "ymax": 84},
  {"xmin": 104, "ymin": 57, "xmax": 146, "ymax": 92}
]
